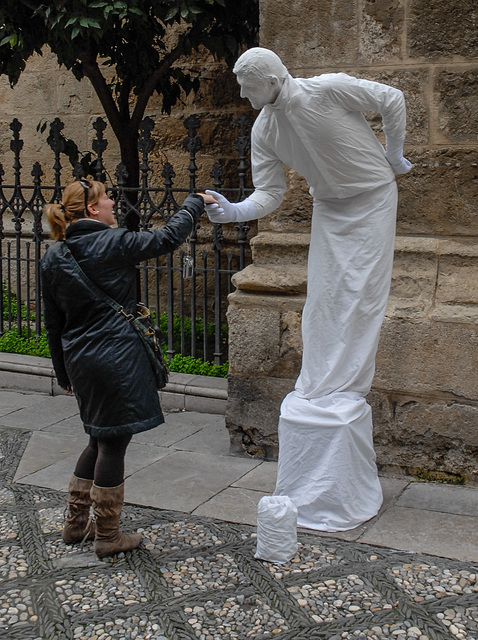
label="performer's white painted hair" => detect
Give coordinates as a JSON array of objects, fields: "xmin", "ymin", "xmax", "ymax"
[{"xmin": 233, "ymin": 47, "xmax": 289, "ymax": 81}]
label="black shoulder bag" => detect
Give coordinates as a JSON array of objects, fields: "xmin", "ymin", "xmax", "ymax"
[{"xmin": 61, "ymin": 242, "xmax": 169, "ymax": 390}]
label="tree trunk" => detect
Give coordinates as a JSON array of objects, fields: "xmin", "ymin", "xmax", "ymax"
[{"xmin": 118, "ymin": 128, "xmax": 141, "ymax": 231}]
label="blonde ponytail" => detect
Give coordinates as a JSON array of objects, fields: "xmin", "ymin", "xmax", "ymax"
[
  {"xmin": 44, "ymin": 179, "xmax": 106, "ymax": 241},
  {"xmin": 44, "ymin": 203, "xmax": 68, "ymax": 241}
]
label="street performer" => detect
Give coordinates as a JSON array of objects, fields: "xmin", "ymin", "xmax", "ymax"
[{"xmin": 204, "ymin": 47, "xmax": 412, "ymax": 531}]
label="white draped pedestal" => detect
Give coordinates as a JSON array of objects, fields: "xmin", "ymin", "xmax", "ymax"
[
  {"xmin": 275, "ymin": 391, "xmax": 383, "ymax": 531},
  {"xmin": 274, "ymin": 181, "xmax": 397, "ymax": 531}
]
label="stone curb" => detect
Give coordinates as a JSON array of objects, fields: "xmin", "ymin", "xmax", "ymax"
[{"xmin": 0, "ymin": 352, "xmax": 228, "ymax": 414}]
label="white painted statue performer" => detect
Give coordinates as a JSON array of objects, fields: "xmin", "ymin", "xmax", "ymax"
[{"xmin": 205, "ymin": 48, "xmax": 412, "ymax": 531}]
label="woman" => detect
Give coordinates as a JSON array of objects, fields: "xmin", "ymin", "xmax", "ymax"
[{"xmin": 41, "ymin": 179, "xmax": 212, "ymax": 558}]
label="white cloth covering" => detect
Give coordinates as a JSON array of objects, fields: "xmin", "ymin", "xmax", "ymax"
[
  {"xmin": 223, "ymin": 62, "xmax": 409, "ymax": 532},
  {"xmin": 276, "ymin": 392, "xmax": 383, "ymax": 531},
  {"xmin": 248, "ymin": 73, "xmax": 404, "ymax": 213},
  {"xmin": 274, "ymin": 181, "xmax": 397, "ymax": 531},
  {"xmin": 297, "ymin": 182, "xmax": 397, "ymax": 400},
  {"xmin": 254, "ymin": 495, "xmax": 298, "ymax": 563}
]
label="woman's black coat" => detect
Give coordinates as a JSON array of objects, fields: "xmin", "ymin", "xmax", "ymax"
[{"xmin": 40, "ymin": 194, "xmax": 204, "ymax": 439}]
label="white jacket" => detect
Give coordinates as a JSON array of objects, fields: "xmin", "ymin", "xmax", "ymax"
[{"xmin": 248, "ymin": 73, "xmax": 406, "ymax": 212}]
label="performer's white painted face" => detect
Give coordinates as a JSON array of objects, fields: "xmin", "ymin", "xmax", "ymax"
[{"xmin": 236, "ymin": 72, "xmax": 282, "ymax": 110}]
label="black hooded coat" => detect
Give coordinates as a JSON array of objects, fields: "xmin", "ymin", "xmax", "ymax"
[{"xmin": 40, "ymin": 193, "xmax": 204, "ymax": 439}]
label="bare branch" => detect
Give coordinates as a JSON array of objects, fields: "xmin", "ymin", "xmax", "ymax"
[
  {"xmin": 79, "ymin": 45, "xmax": 125, "ymax": 140},
  {"xmin": 17, "ymin": 0, "xmax": 40, "ymax": 11},
  {"xmin": 130, "ymin": 22, "xmax": 203, "ymax": 129}
]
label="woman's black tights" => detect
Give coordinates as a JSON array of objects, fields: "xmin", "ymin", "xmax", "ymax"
[{"xmin": 74, "ymin": 434, "xmax": 133, "ymax": 487}]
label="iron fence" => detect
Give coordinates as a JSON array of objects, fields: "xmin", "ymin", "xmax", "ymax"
[{"xmin": 0, "ymin": 113, "xmax": 255, "ymax": 366}]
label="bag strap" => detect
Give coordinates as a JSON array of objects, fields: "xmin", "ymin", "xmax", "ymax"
[{"xmin": 60, "ymin": 241, "xmax": 132, "ymax": 320}]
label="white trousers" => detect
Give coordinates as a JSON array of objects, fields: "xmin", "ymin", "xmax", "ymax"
[{"xmin": 275, "ymin": 181, "xmax": 397, "ymax": 531}]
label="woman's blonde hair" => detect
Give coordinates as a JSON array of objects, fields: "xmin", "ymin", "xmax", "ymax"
[{"xmin": 44, "ymin": 179, "xmax": 106, "ymax": 241}]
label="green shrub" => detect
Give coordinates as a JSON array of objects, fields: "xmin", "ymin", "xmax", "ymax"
[
  {"xmin": 0, "ymin": 285, "xmax": 228, "ymax": 378},
  {"xmin": 158, "ymin": 311, "xmax": 228, "ymax": 358},
  {"xmin": 0, "ymin": 329, "xmax": 229, "ymax": 378},
  {"xmin": 167, "ymin": 353, "xmax": 228, "ymax": 378},
  {"xmin": 0, "ymin": 328, "xmax": 51, "ymax": 357},
  {"xmin": 2, "ymin": 285, "xmax": 36, "ymax": 323}
]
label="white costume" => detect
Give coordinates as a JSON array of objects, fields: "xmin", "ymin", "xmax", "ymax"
[{"xmin": 206, "ymin": 49, "xmax": 411, "ymax": 532}]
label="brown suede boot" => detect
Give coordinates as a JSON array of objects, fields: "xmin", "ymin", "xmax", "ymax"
[
  {"xmin": 90, "ymin": 483, "xmax": 141, "ymax": 559},
  {"xmin": 62, "ymin": 475, "xmax": 96, "ymax": 544}
]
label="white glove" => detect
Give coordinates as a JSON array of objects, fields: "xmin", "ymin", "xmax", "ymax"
[
  {"xmin": 204, "ymin": 190, "xmax": 257, "ymax": 223},
  {"xmin": 385, "ymin": 135, "xmax": 413, "ymax": 175}
]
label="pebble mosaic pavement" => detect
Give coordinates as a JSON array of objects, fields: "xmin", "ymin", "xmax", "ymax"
[{"xmin": 1, "ymin": 427, "xmax": 477, "ymax": 640}]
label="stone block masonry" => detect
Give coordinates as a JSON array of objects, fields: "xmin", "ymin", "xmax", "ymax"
[
  {"xmin": 223, "ymin": 0, "xmax": 478, "ymax": 479},
  {"xmin": 0, "ymin": 0, "xmax": 477, "ymax": 477}
]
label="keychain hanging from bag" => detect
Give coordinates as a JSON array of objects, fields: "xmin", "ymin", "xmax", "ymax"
[{"xmin": 183, "ymin": 236, "xmax": 194, "ymax": 279}]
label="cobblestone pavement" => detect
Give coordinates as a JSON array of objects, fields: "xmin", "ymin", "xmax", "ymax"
[{"xmin": 1, "ymin": 427, "xmax": 477, "ymax": 640}]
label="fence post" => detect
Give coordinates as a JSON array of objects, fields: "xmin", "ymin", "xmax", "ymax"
[{"xmin": 0, "ymin": 114, "xmax": 254, "ymax": 369}]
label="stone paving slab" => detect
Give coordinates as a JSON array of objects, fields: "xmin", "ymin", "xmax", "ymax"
[
  {"xmin": 124, "ymin": 442, "xmax": 172, "ymax": 478},
  {"xmin": 360, "ymin": 505, "xmax": 478, "ymax": 562},
  {"xmin": 169, "ymin": 420, "xmax": 230, "ymax": 455},
  {"xmin": 132, "ymin": 413, "xmax": 215, "ymax": 448},
  {"xmin": 124, "ymin": 450, "xmax": 262, "ymax": 512},
  {"xmin": 0, "ymin": 390, "xmax": 47, "ymax": 417},
  {"xmin": 13, "ymin": 453, "xmax": 82, "ymax": 490},
  {"xmin": 165, "ymin": 411, "xmax": 226, "ymax": 429},
  {"xmin": 396, "ymin": 481, "xmax": 478, "ymax": 517},
  {"xmin": 0, "ymin": 395, "xmax": 79, "ymax": 430},
  {"xmin": 2, "ymin": 391, "xmax": 478, "ymax": 639},
  {"xmin": 192, "ymin": 486, "xmax": 268, "ymax": 525},
  {"xmin": 13, "ymin": 430, "xmax": 86, "ymax": 481},
  {"xmin": 134, "ymin": 421, "xmax": 203, "ymax": 448},
  {"xmin": 232, "ymin": 459, "xmax": 278, "ymax": 494},
  {"xmin": 42, "ymin": 414, "xmax": 84, "ymax": 434},
  {"xmin": 14, "ymin": 433, "xmax": 172, "ymax": 488},
  {"xmin": 16, "ymin": 438, "xmax": 174, "ymax": 493}
]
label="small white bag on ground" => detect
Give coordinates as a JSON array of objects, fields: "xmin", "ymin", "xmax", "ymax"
[{"xmin": 254, "ymin": 495, "xmax": 298, "ymax": 563}]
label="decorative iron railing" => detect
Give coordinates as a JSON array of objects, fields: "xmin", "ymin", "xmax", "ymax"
[{"xmin": 0, "ymin": 113, "xmax": 255, "ymax": 366}]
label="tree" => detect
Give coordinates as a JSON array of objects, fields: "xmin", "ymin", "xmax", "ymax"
[{"xmin": 0, "ymin": 0, "xmax": 258, "ymax": 195}]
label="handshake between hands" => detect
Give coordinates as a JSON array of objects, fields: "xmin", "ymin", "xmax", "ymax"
[{"xmin": 198, "ymin": 190, "xmax": 257, "ymax": 224}]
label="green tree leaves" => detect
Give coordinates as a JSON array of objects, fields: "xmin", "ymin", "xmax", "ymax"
[{"xmin": 0, "ymin": 0, "xmax": 258, "ymax": 188}]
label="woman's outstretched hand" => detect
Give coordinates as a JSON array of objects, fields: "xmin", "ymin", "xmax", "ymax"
[{"xmin": 197, "ymin": 192, "xmax": 219, "ymax": 205}]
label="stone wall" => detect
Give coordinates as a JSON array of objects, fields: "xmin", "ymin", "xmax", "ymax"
[
  {"xmin": 1, "ymin": 2, "xmax": 477, "ymax": 481},
  {"xmin": 226, "ymin": 0, "xmax": 478, "ymax": 482},
  {"xmin": 0, "ymin": 48, "xmax": 256, "ymax": 318},
  {"xmin": 0, "ymin": 48, "xmax": 253, "ymax": 188}
]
